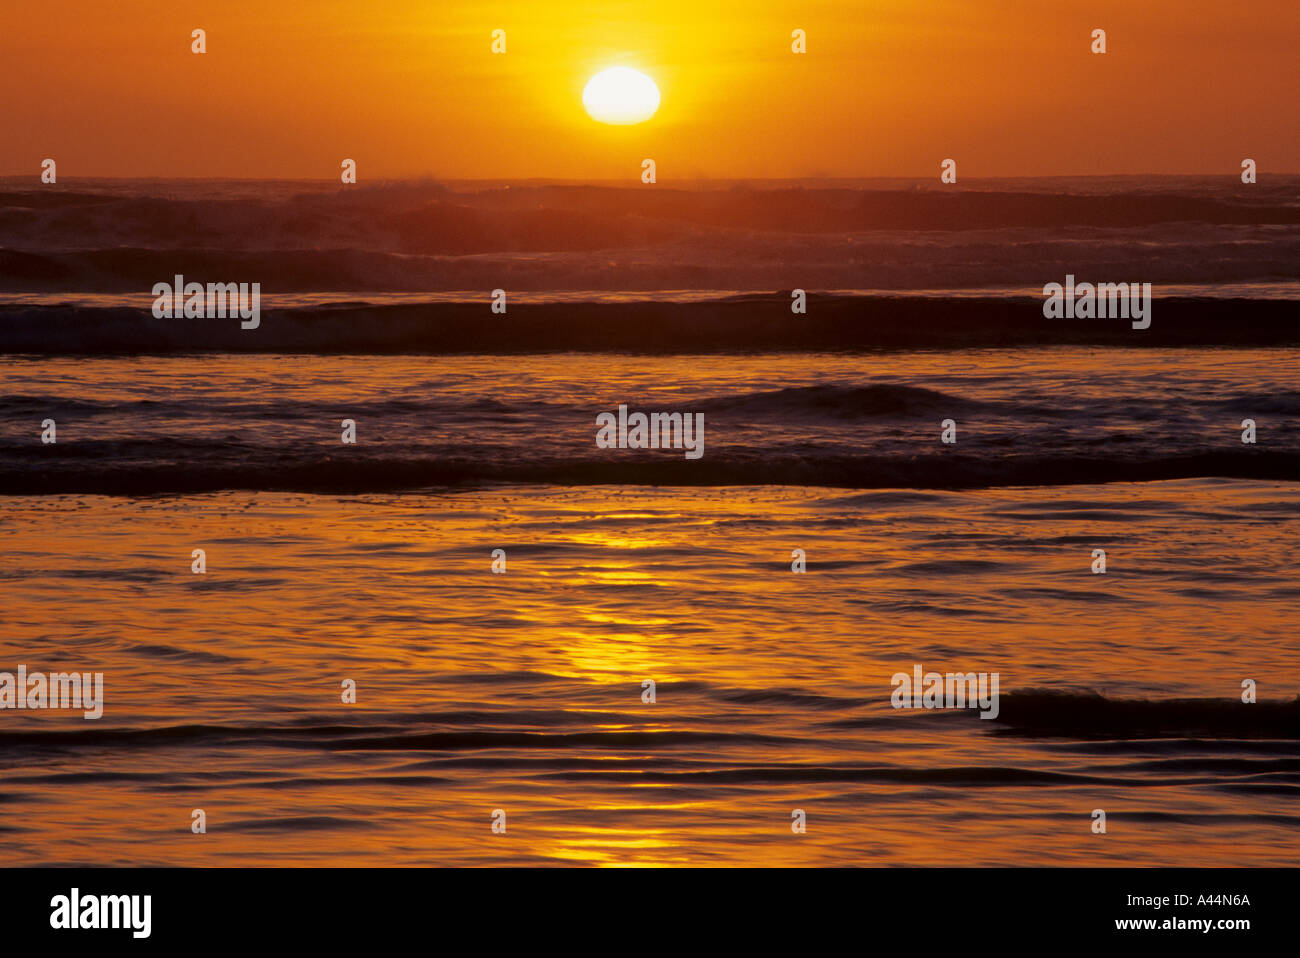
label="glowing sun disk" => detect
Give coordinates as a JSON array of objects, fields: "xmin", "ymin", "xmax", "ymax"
[{"xmin": 583, "ymin": 67, "xmax": 660, "ymax": 125}]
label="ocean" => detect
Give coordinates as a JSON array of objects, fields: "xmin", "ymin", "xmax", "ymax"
[{"xmin": 0, "ymin": 177, "xmax": 1296, "ymax": 866}]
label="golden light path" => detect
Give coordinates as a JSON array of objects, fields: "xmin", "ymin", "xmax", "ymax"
[{"xmin": 582, "ymin": 67, "xmax": 660, "ymax": 124}]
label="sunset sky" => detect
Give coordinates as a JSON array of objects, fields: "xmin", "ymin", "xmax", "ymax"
[{"xmin": 1, "ymin": 0, "xmax": 1297, "ymax": 179}]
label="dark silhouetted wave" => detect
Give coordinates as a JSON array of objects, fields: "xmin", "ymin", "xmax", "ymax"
[
  {"xmin": 0, "ymin": 446, "xmax": 1296, "ymax": 494},
  {"xmin": 989, "ymin": 690, "xmax": 1300, "ymax": 739},
  {"xmin": 696, "ymin": 383, "xmax": 994, "ymax": 418},
  {"xmin": 0, "ymin": 296, "xmax": 1297, "ymax": 353}
]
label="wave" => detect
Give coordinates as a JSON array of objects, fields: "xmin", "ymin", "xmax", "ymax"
[
  {"xmin": 988, "ymin": 690, "xmax": 1300, "ymax": 739},
  {"xmin": 0, "ymin": 383, "xmax": 1290, "ymax": 426},
  {"xmin": 3, "ymin": 183, "xmax": 1300, "ymax": 300},
  {"xmin": 0, "ymin": 447, "xmax": 1296, "ymax": 494},
  {"xmin": 1, "ymin": 295, "xmax": 1297, "ymax": 353},
  {"xmin": 1207, "ymin": 391, "xmax": 1300, "ymax": 416},
  {"xmin": 696, "ymin": 384, "xmax": 993, "ymax": 418},
  {"xmin": 3, "ymin": 185, "xmax": 1298, "ymax": 254}
]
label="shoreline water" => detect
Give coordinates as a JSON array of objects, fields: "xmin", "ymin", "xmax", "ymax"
[{"xmin": 2, "ymin": 479, "xmax": 1296, "ymax": 866}]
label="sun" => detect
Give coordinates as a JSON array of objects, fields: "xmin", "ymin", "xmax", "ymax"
[{"xmin": 582, "ymin": 67, "xmax": 660, "ymax": 125}]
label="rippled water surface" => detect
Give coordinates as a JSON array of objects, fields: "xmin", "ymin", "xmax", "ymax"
[{"xmin": 2, "ymin": 473, "xmax": 1297, "ymax": 865}]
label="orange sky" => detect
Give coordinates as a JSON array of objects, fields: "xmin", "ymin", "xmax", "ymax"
[{"xmin": 1, "ymin": 0, "xmax": 1296, "ymax": 179}]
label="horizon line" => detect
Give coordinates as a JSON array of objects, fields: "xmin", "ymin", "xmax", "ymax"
[{"xmin": 2, "ymin": 172, "xmax": 1297, "ymax": 185}]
